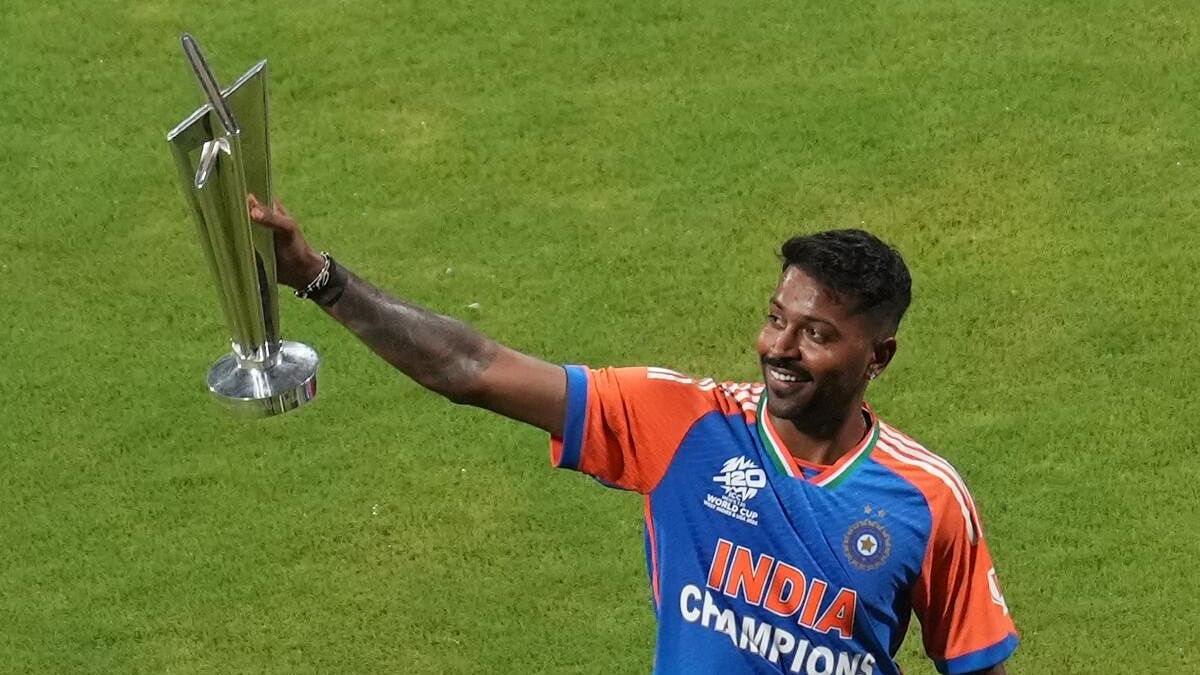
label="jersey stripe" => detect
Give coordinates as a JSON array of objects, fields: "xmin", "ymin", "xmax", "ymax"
[
  {"xmin": 876, "ymin": 435, "xmax": 978, "ymax": 544},
  {"xmin": 879, "ymin": 427, "xmax": 982, "ymax": 538},
  {"xmin": 646, "ymin": 367, "xmax": 718, "ymax": 390},
  {"xmin": 721, "ymin": 382, "xmax": 761, "ymax": 414},
  {"xmin": 644, "ymin": 494, "xmax": 662, "ymax": 608},
  {"xmin": 880, "ymin": 424, "xmax": 979, "ymax": 517}
]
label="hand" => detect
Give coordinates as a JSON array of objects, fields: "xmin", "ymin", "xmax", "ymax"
[{"xmin": 247, "ymin": 194, "xmax": 326, "ymax": 289}]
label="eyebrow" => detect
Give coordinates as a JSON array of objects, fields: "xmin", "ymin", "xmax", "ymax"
[{"xmin": 769, "ymin": 298, "xmax": 837, "ymax": 326}]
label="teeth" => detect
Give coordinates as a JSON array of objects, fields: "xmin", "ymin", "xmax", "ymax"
[{"xmin": 771, "ymin": 368, "xmax": 800, "ymax": 383}]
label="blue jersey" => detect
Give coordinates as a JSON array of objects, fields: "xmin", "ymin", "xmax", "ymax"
[{"xmin": 550, "ymin": 366, "xmax": 1018, "ymax": 675}]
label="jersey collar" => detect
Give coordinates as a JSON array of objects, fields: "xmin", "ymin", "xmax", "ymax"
[{"xmin": 755, "ymin": 393, "xmax": 879, "ymax": 489}]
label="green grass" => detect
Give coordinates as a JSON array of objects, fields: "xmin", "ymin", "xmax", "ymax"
[{"xmin": 3, "ymin": 0, "xmax": 1199, "ymax": 672}]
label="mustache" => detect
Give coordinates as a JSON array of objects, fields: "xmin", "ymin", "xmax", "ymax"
[{"xmin": 761, "ymin": 357, "xmax": 813, "ymax": 381}]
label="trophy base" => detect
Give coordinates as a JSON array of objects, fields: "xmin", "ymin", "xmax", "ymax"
[{"xmin": 206, "ymin": 340, "xmax": 320, "ymax": 417}]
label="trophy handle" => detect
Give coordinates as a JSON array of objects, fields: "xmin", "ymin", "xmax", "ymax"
[{"xmin": 182, "ymin": 34, "xmax": 240, "ymax": 136}]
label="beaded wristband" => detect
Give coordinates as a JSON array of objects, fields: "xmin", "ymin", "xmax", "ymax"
[{"xmin": 294, "ymin": 252, "xmax": 346, "ymax": 306}]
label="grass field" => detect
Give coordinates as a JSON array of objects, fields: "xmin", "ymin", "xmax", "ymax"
[{"xmin": 3, "ymin": 1, "xmax": 1200, "ymax": 672}]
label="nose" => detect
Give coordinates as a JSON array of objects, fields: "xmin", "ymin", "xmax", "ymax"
[{"xmin": 767, "ymin": 327, "xmax": 802, "ymax": 361}]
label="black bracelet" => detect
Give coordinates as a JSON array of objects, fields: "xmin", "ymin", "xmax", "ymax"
[
  {"xmin": 294, "ymin": 252, "xmax": 348, "ymax": 306},
  {"xmin": 310, "ymin": 256, "xmax": 347, "ymax": 306}
]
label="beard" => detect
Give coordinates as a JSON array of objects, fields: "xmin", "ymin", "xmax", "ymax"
[{"xmin": 761, "ymin": 357, "xmax": 863, "ymax": 439}]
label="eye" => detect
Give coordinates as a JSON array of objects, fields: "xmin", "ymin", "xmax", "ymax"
[
  {"xmin": 766, "ymin": 313, "xmax": 783, "ymax": 327},
  {"xmin": 806, "ymin": 326, "xmax": 827, "ymax": 343}
]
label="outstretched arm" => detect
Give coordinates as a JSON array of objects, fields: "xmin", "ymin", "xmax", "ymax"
[{"xmin": 249, "ymin": 196, "xmax": 567, "ymax": 436}]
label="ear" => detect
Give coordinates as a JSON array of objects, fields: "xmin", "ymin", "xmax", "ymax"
[{"xmin": 867, "ymin": 336, "xmax": 897, "ymax": 380}]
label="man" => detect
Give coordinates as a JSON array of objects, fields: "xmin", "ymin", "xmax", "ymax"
[{"xmin": 247, "ymin": 195, "xmax": 1018, "ymax": 674}]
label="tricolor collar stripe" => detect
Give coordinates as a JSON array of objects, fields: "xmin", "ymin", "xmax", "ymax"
[
  {"xmin": 756, "ymin": 395, "xmax": 798, "ymax": 478},
  {"xmin": 814, "ymin": 421, "xmax": 879, "ymax": 488},
  {"xmin": 755, "ymin": 393, "xmax": 879, "ymax": 488}
]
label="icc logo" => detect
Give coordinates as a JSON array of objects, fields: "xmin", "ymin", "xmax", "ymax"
[{"xmin": 712, "ymin": 456, "xmax": 767, "ymax": 502}]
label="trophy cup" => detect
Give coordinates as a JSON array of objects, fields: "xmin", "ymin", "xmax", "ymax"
[{"xmin": 166, "ymin": 34, "xmax": 318, "ymax": 417}]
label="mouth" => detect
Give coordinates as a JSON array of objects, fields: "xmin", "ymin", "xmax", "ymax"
[{"xmin": 763, "ymin": 361, "xmax": 813, "ymax": 389}]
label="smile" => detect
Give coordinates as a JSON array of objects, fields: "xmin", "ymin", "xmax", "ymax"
[{"xmin": 768, "ymin": 367, "xmax": 808, "ymax": 384}]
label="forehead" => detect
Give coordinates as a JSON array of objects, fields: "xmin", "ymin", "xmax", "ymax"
[{"xmin": 770, "ymin": 266, "xmax": 857, "ymax": 322}]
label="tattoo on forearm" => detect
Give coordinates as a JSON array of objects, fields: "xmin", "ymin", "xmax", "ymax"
[{"xmin": 323, "ymin": 270, "xmax": 498, "ymax": 402}]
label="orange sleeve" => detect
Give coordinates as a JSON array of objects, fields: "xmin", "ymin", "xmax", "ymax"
[
  {"xmin": 549, "ymin": 365, "xmax": 727, "ymax": 494},
  {"xmin": 911, "ymin": 488, "xmax": 1019, "ymax": 674}
]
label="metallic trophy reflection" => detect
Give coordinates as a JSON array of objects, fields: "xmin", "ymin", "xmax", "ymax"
[{"xmin": 166, "ymin": 34, "xmax": 318, "ymax": 416}]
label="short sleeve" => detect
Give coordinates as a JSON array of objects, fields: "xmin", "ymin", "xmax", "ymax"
[
  {"xmin": 549, "ymin": 365, "xmax": 730, "ymax": 494},
  {"xmin": 912, "ymin": 493, "xmax": 1019, "ymax": 674}
]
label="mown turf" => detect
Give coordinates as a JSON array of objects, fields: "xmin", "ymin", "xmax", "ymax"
[{"xmin": 3, "ymin": 1, "xmax": 1199, "ymax": 672}]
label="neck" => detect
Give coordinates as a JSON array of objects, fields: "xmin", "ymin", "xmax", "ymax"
[{"xmin": 769, "ymin": 403, "xmax": 869, "ymax": 466}]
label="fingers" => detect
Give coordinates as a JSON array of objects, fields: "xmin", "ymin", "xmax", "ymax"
[
  {"xmin": 246, "ymin": 193, "xmax": 293, "ymax": 231},
  {"xmin": 246, "ymin": 193, "xmax": 269, "ymax": 223}
]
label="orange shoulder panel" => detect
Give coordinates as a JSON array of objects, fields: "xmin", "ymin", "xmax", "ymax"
[
  {"xmin": 873, "ymin": 425, "xmax": 1016, "ymax": 665},
  {"xmin": 554, "ymin": 366, "xmax": 754, "ymax": 493}
]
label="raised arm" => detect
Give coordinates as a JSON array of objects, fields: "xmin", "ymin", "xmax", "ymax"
[{"xmin": 248, "ymin": 196, "xmax": 567, "ymax": 436}]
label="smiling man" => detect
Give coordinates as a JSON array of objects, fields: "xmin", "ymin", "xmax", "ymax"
[{"xmin": 248, "ymin": 195, "xmax": 1018, "ymax": 675}]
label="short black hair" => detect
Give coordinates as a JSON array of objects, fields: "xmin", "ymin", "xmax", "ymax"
[{"xmin": 779, "ymin": 229, "xmax": 912, "ymax": 335}]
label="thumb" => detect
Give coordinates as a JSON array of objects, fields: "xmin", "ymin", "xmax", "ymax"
[
  {"xmin": 247, "ymin": 194, "xmax": 288, "ymax": 231},
  {"xmin": 247, "ymin": 193, "xmax": 267, "ymax": 222}
]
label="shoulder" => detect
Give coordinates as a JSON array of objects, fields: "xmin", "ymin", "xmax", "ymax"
[
  {"xmin": 591, "ymin": 366, "xmax": 764, "ymax": 418},
  {"xmin": 871, "ymin": 421, "xmax": 983, "ymax": 545},
  {"xmin": 653, "ymin": 368, "xmax": 765, "ymax": 420}
]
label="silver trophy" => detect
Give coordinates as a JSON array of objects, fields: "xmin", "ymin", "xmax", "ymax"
[{"xmin": 166, "ymin": 35, "xmax": 318, "ymax": 417}]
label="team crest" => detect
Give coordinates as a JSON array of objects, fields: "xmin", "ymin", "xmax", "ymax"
[{"xmin": 843, "ymin": 519, "xmax": 891, "ymax": 571}]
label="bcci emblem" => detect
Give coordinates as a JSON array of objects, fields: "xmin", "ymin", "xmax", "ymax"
[{"xmin": 843, "ymin": 519, "xmax": 891, "ymax": 571}]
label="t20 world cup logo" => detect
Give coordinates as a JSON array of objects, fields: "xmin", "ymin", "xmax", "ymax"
[{"xmin": 712, "ymin": 457, "xmax": 768, "ymax": 502}]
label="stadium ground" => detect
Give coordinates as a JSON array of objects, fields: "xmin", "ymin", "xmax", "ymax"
[{"xmin": 2, "ymin": 1, "xmax": 1198, "ymax": 672}]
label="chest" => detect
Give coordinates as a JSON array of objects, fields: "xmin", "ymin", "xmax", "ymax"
[{"xmin": 648, "ymin": 418, "xmax": 931, "ymax": 619}]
